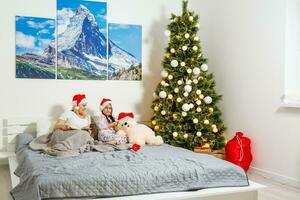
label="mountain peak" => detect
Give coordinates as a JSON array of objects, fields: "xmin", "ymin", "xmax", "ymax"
[{"xmin": 76, "ymin": 5, "xmax": 89, "ymax": 15}]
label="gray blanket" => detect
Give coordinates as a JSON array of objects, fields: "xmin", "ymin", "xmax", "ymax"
[
  {"xmin": 29, "ymin": 130, "xmax": 130, "ymax": 157},
  {"xmin": 11, "ymin": 134, "xmax": 249, "ymax": 200}
]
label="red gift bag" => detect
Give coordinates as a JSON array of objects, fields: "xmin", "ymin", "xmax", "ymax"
[{"xmin": 225, "ymin": 131, "xmax": 253, "ymax": 171}]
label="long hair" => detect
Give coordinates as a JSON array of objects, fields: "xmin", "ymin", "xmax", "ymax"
[{"xmin": 102, "ymin": 108, "xmax": 115, "ymax": 123}]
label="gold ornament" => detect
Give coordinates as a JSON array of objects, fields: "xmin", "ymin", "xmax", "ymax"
[
  {"xmin": 177, "ymin": 97, "xmax": 182, "ymax": 102},
  {"xmin": 196, "ymin": 90, "xmax": 202, "ymax": 95},
  {"xmin": 212, "ymin": 124, "xmax": 217, "ymax": 128},
  {"xmin": 195, "ymin": 23, "xmax": 200, "ymax": 28},
  {"xmin": 204, "ymin": 119, "xmax": 209, "ymax": 125},
  {"xmin": 212, "ymin": 128, "xmax": 218, "ymax": 133},
  {"xmin": 199, "ymin": 94, "xmax": 204, "ymax": 99},
  {"xmin": 151, "ymin": 120, "xmax": 156, "ymax": 125},
  {"xmin": 209, "ymin": 107, "xmax": 214, "ymax": 113},
  {"xmin": 189, "ymin": 103, "xmax": 194, "ymax": 108},
  {"xmin": 168, "ymin": 75, "xmax": 173, "ymax": 80},
  {"xmin": 196, "ymin": 100, "xmax": 201, "ymax": 105},
  {"xmin": 196, "ymin": 107, "xmax": 202, "ymax": 112},
  {"xmin": 194, "ymin": 36, "xmax": 199, "ymax": 41},
  {"xmin": 182, "ymin": 112, "xmax": 187, "ymax": 117},
  {"xmin": 168, "ymin": 94, "xmax": 173, "ymax": 99},
  {"xmin": 187, "ymin": 68, "xmax": 192, "ymax": 74},
  {"xmin": 182, "ymin": 46, "xmax": 188, "ymax": 51},
  {"xmin": 161, "ymin": 80, "xmax": 166, "ymax": 86},
  {"xmin": 154, "ymin": 125, "xmax": 159, "ymax": 130},
  {"xmin": 187, "ymin": 80, "xmax": 192, "ymax": 85},
  {"xmin": 170, "ymin": 48, "xmax": 175, "ymax": 53},
  {"xmin": 174, "ymin": 88, "xmax": 179, "ymax": 93},
  {"xmin": 193, "ymin": 118, "xmax": 199, "ymax": 124},
  {"xmin": 193, "ymin": 46, "xmax": 198, "ymax": 51},
  {"xmin": 161, "ymin": 110, "xmax": 166, "ymax": 115},
  {"xmin": 184, "ymin": 33, "xmax": 190, "ymax": 39},
  {"xmin": 196, "ymin": 131, "xmax": 202, "ymax": 137},
  {"xmin": 183, "ymin": 133, "xmax": 188, "ymax": 138},
  {"xmin": 173, "ymin": 113, "xmax": 177, "ymax": 119},
  {"xmin": 193, "ymin": 79, "xmax": 198, "ymax": 84},
  {"xmin": 189, "ymin": 16, "xmax": 194, "ymax": 21},
  {"xmin": 154, "ymin": 106, "xmax": 159, "ymax": 111},
  {"xmin": 183, "ymin": 92, "xmax": 189, "ymax": 97}
]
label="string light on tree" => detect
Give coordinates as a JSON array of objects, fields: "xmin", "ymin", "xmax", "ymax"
[
  {"xmin": 170, "ymin": 48, "xmax": 175, "ymax": 53},
  {"xmin": 196, "ymin": 131, "xmax": 202, "ymax": 137},
  {"xmin": 173, "ymin": 132, "xmax": 178, "ymax": 137},
  {"xmin": 184, "ymin": 33, "xmax": 190, "ymax": 39},
  {"xmin": 182, "ymin": 46, "xmax": 188, "ymax": 51},
  {"xmin": 187, "ymin": 68, "xmax": 192, "ymax": 74},
  {"xmin": 194, "ymin": 36, "xmax": 199, "ymax": 41},
  {"xmin": 180, "ymin": 62, "xmax": 186, "ymax": 66},
  {"xmin": 168, "ymin": 75, "xmax": 173, "ymax": 80},
  {"xmin": 193, "ymin": 46, "xmax": 198, "ymax": 51}
]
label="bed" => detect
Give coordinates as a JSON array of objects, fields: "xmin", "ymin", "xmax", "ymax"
[{"xmin": 1, "ymin": 117, "xmax": 265, "ymax": 200}]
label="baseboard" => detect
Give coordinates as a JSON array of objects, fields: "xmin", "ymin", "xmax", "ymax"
[{"xmin": 249, "ymin": 166, "xmax": 300, "ymax": 189}]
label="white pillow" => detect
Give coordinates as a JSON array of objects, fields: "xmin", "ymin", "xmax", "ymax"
[{"xmin": 36, "ymin": 118, "xmax": 56, "ymax": 137}]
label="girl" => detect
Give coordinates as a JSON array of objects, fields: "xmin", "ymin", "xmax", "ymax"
[{"xmin": 98, "ymin": 98, "xmax": 127, "ymax": 145}]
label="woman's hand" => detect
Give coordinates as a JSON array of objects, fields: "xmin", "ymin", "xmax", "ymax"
[
  {"xmin": 108, "ymin": 121, "xmax": 118, "ymax": 128},
  {"xmin": 107, "ymin": 140, "xmax": 117, "ymax": 145},
  {"xmin": 63, "ymin": 123, "xmax": 71, "ymax": 131}
]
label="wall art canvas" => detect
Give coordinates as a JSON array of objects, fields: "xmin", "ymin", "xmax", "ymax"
[
  {"xmin": 108, "ymin": 23, "xmax": 142, "ymax": 80},
  {"xmin": 15, "ymin": 16, "xmax": 56, "ymax": 79},
  {"xmin": 57, "ymin": 0, "xmax": 107, "ymax": 80}
]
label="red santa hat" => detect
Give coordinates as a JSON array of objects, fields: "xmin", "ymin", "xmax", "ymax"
[
  {"xmin": 72, "ymin": 94, "xmax": 87, "ymax": 109},
  {"xmin": 100, "ymin": 98, "xmax": 112, "ymax": 111},
  {"xmin": 118, "ymin": 112, "xmax": 134, "ymax": 121}
]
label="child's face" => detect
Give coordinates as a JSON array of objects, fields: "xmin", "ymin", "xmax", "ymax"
[{"xmin": 102, "ymin": 104, "xmax": 112, "ymax": 116}]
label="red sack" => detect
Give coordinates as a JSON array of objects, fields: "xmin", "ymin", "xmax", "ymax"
[{"xmin": 225, "ymin": 131, "xmax": 253, "ymax": 171}]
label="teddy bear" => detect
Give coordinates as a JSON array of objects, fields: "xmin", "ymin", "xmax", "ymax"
[{"xmin": 116, "ymin": 112, "xmax": 163, "ymax": 146}]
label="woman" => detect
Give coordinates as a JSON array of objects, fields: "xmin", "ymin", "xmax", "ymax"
[{"xmin": 54, "ymin": 94, "xmax": 91, "ymax": 131}]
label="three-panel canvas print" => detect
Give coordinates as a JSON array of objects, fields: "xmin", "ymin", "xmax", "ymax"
[{"xmin": 15, "ymin": 0, "xmax": 142, "ymax": 80}]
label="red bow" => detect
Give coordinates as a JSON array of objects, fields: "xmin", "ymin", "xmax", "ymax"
[
  {"xmin": 118, "ymin": 112, "xmax": 134, "ymax": 120},
  {"xmin": 131, "ymin": 144, "xmax": 141, "ymax": 152}
]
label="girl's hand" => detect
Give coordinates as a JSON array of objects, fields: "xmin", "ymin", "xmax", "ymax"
[
  {"xmin": 107, "ymin": 140, "xmax": 117, "ymax": 145},
  {"xmin": 63, "ymin": 123, "xmax": 71, "ymax": 130}
]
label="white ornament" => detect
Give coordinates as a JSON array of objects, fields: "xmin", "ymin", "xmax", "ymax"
[
  {"xmin": 196, "ymin": 107, "xmax": 202, "ymax": 112},
  {"xmin": 182, "ymin": 112, "xmax": 187, "ymax": 117},
  {"xmin": 171, "ymin": 60, "xmax": 179, "ymax": 67},
  {"xmin": 201, "ymin": 63, "xmax": 208, "ymax": 71},
  {"xmin": 193, "ymin": 79, "xmax": 198, "ymax": 84},
  {"xmin": 160, "ymin": 70, "xmax": 168, "ymax": 78},
  {"xmin": 182, "ymin": 46, "xmax": 188, "ymax": 51},
  {"xmin": 159, "ymin": 91, "xmax": 167, "ymax": 98},
  {"xmin": 168, "ymin": 75, "xmax": 173, "ymax": 80},
  {"xmin": 187, "ymin": 68, "xmax": 192, "ymax": 74},
  {"xmin": 183, "ymin": 92, "xmax": 189, "ymax": 97},
  {"xmin": 184, "ymin": 85, "xmax": 192, "ymax": 92},
  {"xmin": 180, "ymin": 62, "xmax": 186, "ymax": 66},
  {"xmin": 183, "ymin": 133, "xmax": 188, "ymax": 138},
  {"xmin": 194, "ymin": 36, "xmax": 199, "ymax": 41},
  {"xmin": 177, "ymin": 80, "xmax": 183, "ymax": 85},
  {"xmin": 170, "ymin": 48, "xmax": 175, "ymax": 53},
  {"xmin": 174, "ymin": 88, "xmax": 179, "ymax": 93},
  {"xmin": 196, "ymin": 131, "xmax": 202, "ymax": 137},
  {"xmin": 182, "ymin": 103, "xmax": 190, "ymax": 111},
  {"xmin": 193, "ymin": 67, "xmax": 201, "ymax": 75},
  {"xmin": 196, "ymin": 90, "xmax": 202, "ymax": 95},
  {"xmin": 161, "ymin": 110, "xmax": 166, "ymax": 115},
  {"xmin": 189, "ymin": 103, "xmax": 194, "ymax": 109},
  {"xmin": 193, "ymin": 46, "xmax": 198, "ymax": 51},
  {"xmin": 164, "ymin": 30, "xmax": 171, "ymax": 37},
  {"xmin": 189, "ymin": 16, "xmax": 194, "ymax": 21},
  {"xmin": 184, "ymin": 33, "xmax": 190, "ymax": 39},
  {"xmin": 173, "ymin": 132, "xmax": 178, "ymax": 137},
  {"xmin": 193, "ymin": 118, "xmax": 199, "ymax": 124},
  {"xmin": 204, "ymin": 96, "xmax": 212, "ymax": 104},
  {"xmin": 177, "ymin": 97, "xmax": 182, "ymax": 102}
]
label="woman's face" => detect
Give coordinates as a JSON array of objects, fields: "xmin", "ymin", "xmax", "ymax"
[
  {"xmin": 102, "ymin": 104, "xmax": 112, "ymax": 116},
  {"xmin": 78, "ymin": 103, "xmax": 87, "ymax": 114}
]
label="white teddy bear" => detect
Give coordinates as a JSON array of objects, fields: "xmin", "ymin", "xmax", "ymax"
[{"xmin": 117, "ymin": 112, "xmax": 163, "ymax": 146}]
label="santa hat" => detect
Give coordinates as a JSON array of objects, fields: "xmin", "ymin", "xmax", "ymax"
[
  {"xmin": 118, "ymin": 112, "xmax": 134, "ymax": 121},
  {"xmin": 100, "ymin": 98, "xmax": 112, "ymax": 111},
  {"xmin": 72, "ymin": 94, "xmax": 87, "ymax": 109}
]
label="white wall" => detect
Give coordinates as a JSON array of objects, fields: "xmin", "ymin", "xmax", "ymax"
[
  {"xmin": 0, "ymin": 0, "xmax": 182, "ymax": 121},
  {"xmin": 190, "ymin": 0, "xmax": 300, "ymax": 187}
]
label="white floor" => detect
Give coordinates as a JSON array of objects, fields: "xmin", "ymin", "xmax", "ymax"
[{"xmin": 0, "ymin": 165, "xmax": 299, "ymax": 200}]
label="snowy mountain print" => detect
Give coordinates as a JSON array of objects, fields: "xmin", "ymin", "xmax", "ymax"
[
  {"xmin": 15, "ymin": 16, "xmax": 56, "ymax": 79},
  {"xmin": 108, "ymin": 23, "xmax": 142, "ymax": 80},
  {"xmin": 57, "ymin": 0, "xmax": 108, "ymax": 80}
]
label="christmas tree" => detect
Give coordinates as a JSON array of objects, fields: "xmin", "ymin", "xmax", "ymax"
[{"xmin": 151, "ymin": 0, "xmax": 226, "ymax": 151}]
